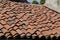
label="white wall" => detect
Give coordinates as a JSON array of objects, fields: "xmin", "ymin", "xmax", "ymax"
[{"xmin": 44, "ymin": 0, "xmax": 60, "ymax": 13}]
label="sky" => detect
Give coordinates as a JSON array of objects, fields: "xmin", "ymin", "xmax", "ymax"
[{"xmin": 27, "ymin": 0, "xmax": 41, "ymax": 4}]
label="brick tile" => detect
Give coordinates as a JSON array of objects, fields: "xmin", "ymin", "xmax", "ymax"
[
  {"xmin": 39, "ymin": 34, "xmax": 43, "ymax": 38},
  {"xmin": 20, "ymin": 29, "xmax": 26, "ymax": 33},
  {"xmin": 6, "ymin": 12, "xmax": 12, "ymax": 15},
  {"xmin": 3, "ymin": 14, "xmax": 10, "ymax": 18},
  {"xmin": 0, "ymin": 20, "xmax": 6, "ymax": 24},
  {"xmin": 32, "ymin": 28, "xmax": 37, "ymax": 32},
  {"xmin": 16, "ymin": 29, "xmax": 22, "ymax": 34},
  {"xmin": 20, "ymin": 34, "xmax": 25, "ymax": 38},
  {"xmin": 26, "ymin": 29, "xmax": 33, "ymax": 34},
  {"xmin": 9, "ymin": 14, "xmax": 16, "ymax": 17},
  {"xmin": 32, "ymin": 34, "xmax": 37, "ymax": 39},
  {"xmin": 19, "ymin": 26, "xmax": 23, "ymax": 29},
  {"xmin": 12, "ymin": 17, "xmax": 16, "ymax": 20},
  {"xmin": 16, "ymin": 13, "xmax": 25, "ymax": 19},
  {"xmin": 1, "ymin": 9, "xmax": 7, "ymax": 14},
  {"xmin": 0, "ymin": 33, "xmax": 4, "ymax": 37},
  {"xmin": 10, "ymin": 24, "xmax": 15, "ymax": 28},
  {"xmin": 36, "ymin": 31, "xmax": 41, "ymax": 35},
  {"xmin": 1, "ymin": 28, "xmax": 11, "ymax": 38},
  {"xmin": 26, "ymin": 33, "xmax": 31, "ymax": 37},
  {"xmin": 32, "ymin": 34, "xmax": 37, "ymax": 37},
  {"xmin": 5, "ymin": 33, "xmax": 11, "ymax": 38},
  {"xmin": 22, "ymin": 13, "xmax": 30, "ymax": 20},
  {"xmin": 0, "ymin": 14, "xmax": 3, "ymax": 17},
  {"xmin": 13, "ymin": 26, "xmax": 18, "ymax": 30},
  {"xmin": 22, "ymin": 21, "xmax": 29, "ymax": 26},
  {"xmin": 10, "ymin": 30, "xmax": 17, "ymax": 37},
  {"xmin": 4, "ymin": 24, "xmax": 10, "ymax": 30},
  {"xmin": 0, "ymin": 30, "xmax": 4, "ymax": 37},
  {"xmin": 0, "ymin": 24, "xmax": 3, "ymax": 29},
  {"xmin": 1, "ymin": 28, "xmax": 9, "ymax": 33},
  {"xmin": 27, "ymin": 25, "xmax": 36, "ymax": 29},
  {"xmin": 56, "ymin": 27, "xmax": 60, "ymax": 35},
  {"xmin": 10, "ymin": 2, "xmax": 16, "ymax": 6}
]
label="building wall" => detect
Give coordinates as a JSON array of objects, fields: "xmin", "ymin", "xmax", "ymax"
[{"xmin": 44, "ymin": 0, "xmax": 60, "ymax": 13}]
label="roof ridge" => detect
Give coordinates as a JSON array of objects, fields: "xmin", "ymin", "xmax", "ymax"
[{"xmin": 8, "ymin": 1, "xmax": 60, "ymax": 13}]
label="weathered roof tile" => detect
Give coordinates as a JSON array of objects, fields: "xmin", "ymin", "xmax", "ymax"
[{"xmin": 0, "ymin": 1, "xmax": 60, "ymax": 38}]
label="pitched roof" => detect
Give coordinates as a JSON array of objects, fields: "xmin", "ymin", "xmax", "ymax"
[{"xmin": 0, "ymin": 1, "xmax": 60, "ymax": 38}]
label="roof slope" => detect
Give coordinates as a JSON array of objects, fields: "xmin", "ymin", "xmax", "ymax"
[{"xmin": 0, "ymin": 1, "xmax": 60, "ymax": 38}]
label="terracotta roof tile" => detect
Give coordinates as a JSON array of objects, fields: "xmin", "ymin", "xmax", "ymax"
[
  {"xmin": 4, "ymin": 24, "xmax": 10, "ymax": 30},
  {"xmin": 10, "ymin": 30, "xmax": 18, "ymax": 37},
  {"xmin": 0, "ymin": 1, "xmax": 60, "ymax": 38},
  {"xmin": 0, "ymin": 30, "xmax": 4, "ymax": 37},
  {"xmin": 0, "ymin": 24, "xmax": 4, "ymax": 29}
]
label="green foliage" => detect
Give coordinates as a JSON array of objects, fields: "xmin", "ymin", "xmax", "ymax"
[
  {"xmin": 32, "ymin": 0, "xmax": 39, "ymax": 4},
  {"xmin": 40, "ymin": 0, "xmax": 45, "ymax": 5}
]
